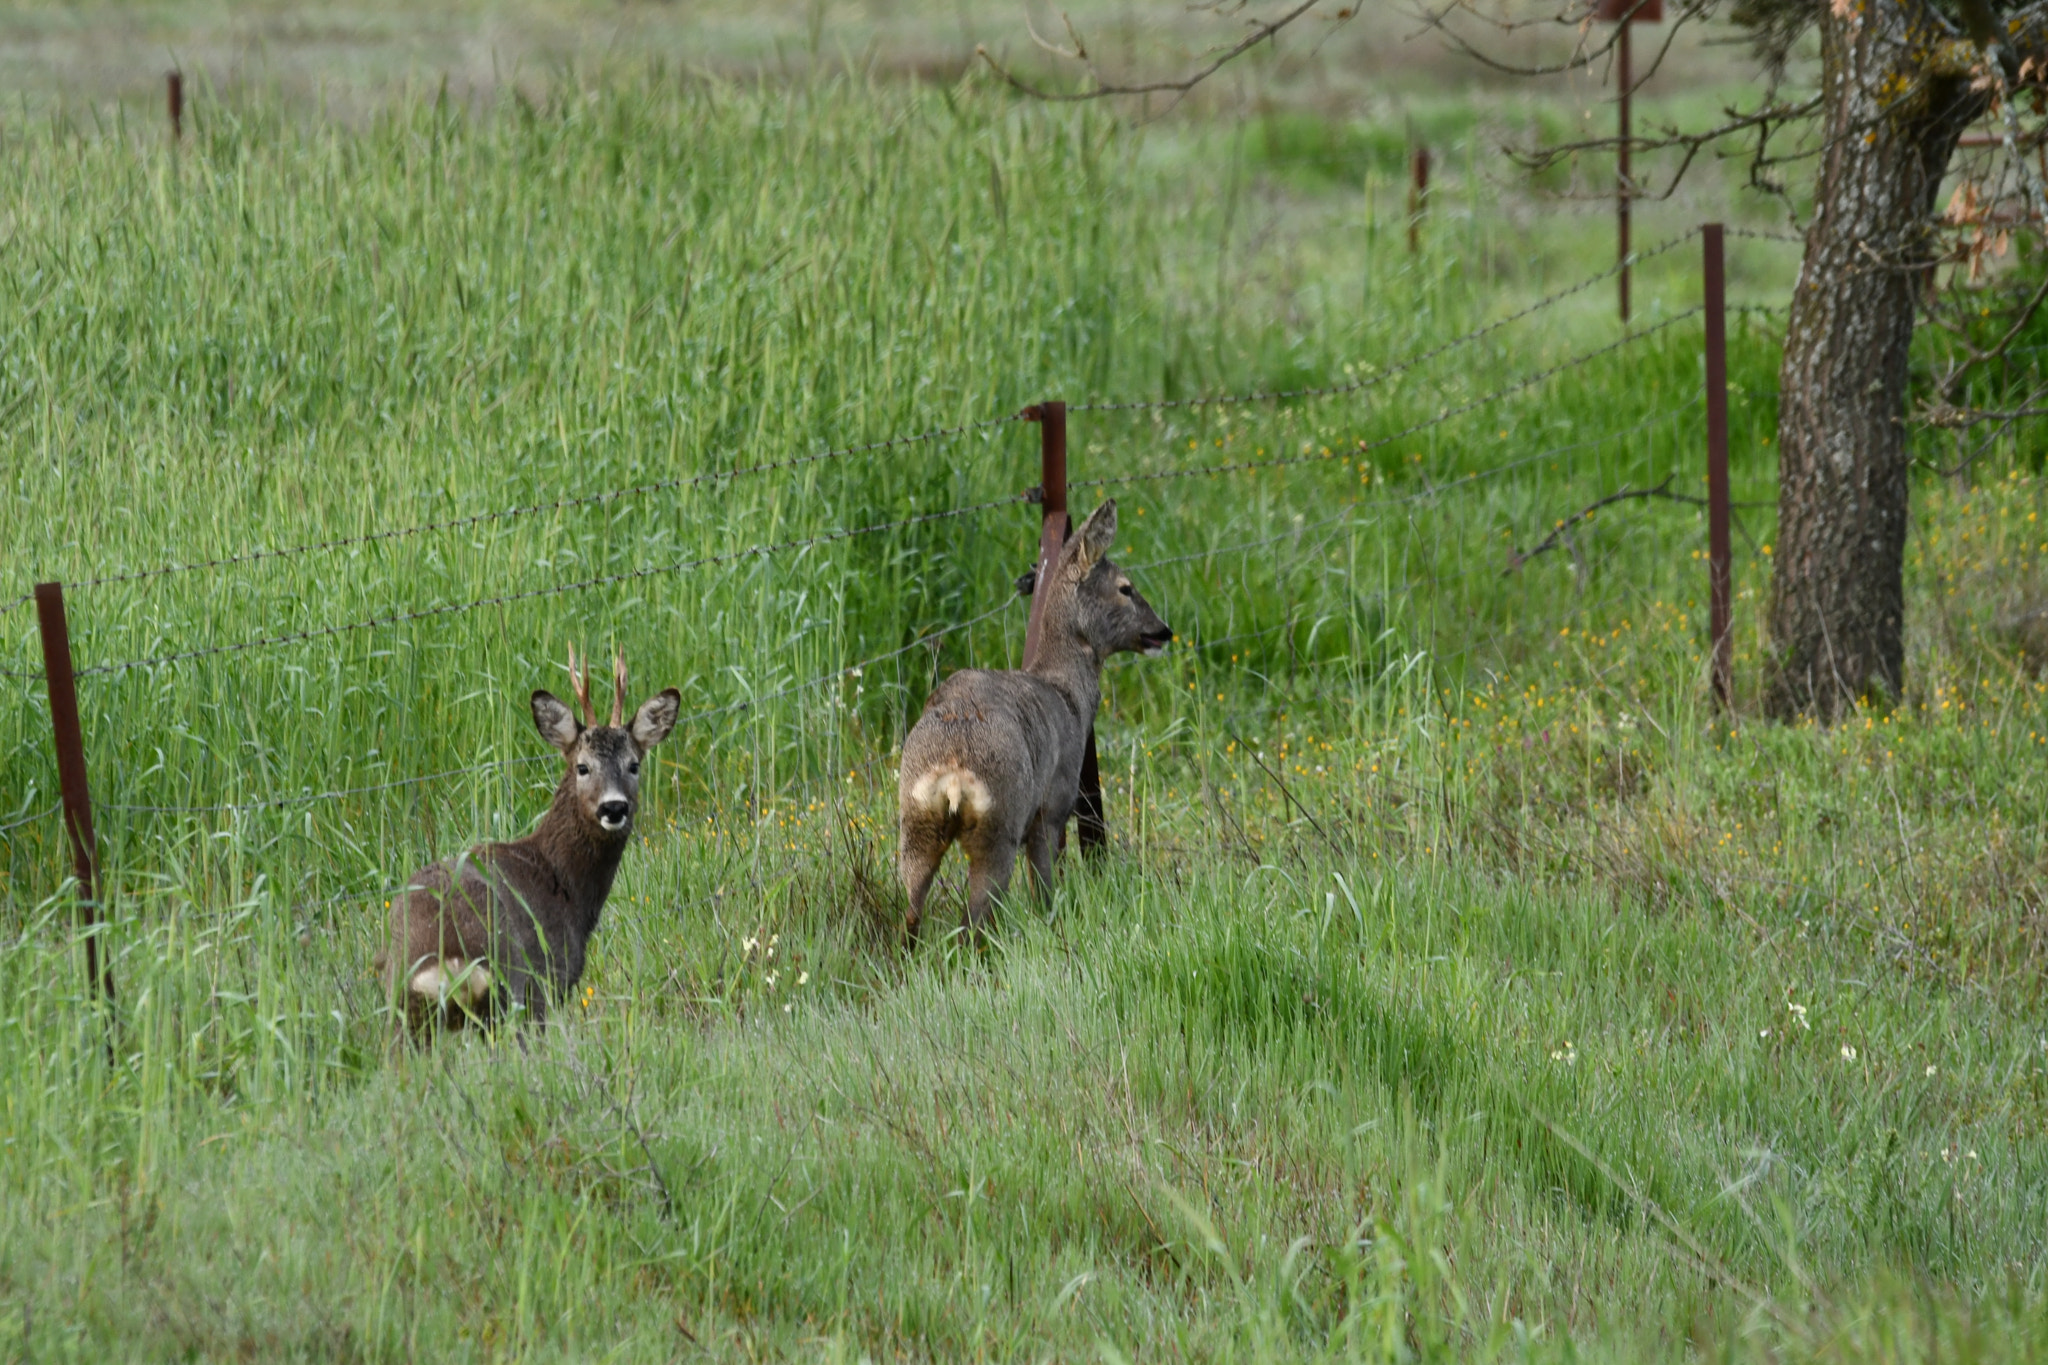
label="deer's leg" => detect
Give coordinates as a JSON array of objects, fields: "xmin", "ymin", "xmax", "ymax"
[
  {"xmin": 899, "ymin": 818, "xmax": 949, "ymax": 944},
  {"xmin": 1023, "ymin": 814, "xmax": 1057, "ymax": 910},
  {"xmin": 387, "ymin": 971, "xmax": 429, "ymax": 1054},
  {"xmin": 517, "ymin": 977, "xmax": 550, "ymax": 1031},
  {"xmin": 962, "ymin": 835, "xmax": 1019, "ymax": 942},
  {"xmin": 487, "ymin": 952, "xmax": 542, "ymax": 1032}
]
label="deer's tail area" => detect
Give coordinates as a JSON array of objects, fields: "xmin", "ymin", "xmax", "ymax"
[
  {"xmin": 408, "ymin": 956, "xmax": 494, "ymax": 1009},
  {"xmin": 904, "ymin": 762, "xmax": 993, "ymax": 839}
]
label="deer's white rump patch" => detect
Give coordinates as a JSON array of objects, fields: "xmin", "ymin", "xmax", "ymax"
[
  {"xmin": 907, "ymin": 764, "xmax": 992, "ymax": 820},
  {"xmin": 410, "ymin": 957, "xmax": 493, "ymax": 1008}
]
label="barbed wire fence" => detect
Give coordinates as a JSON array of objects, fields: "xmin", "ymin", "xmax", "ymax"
[{"xmin": 3, "ymin": 222, "xmax": 1788, "ymax": 1004}]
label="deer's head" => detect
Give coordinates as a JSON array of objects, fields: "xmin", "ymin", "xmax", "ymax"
[
  {"xmin": 530, "ymin": 645, "xmax": 681, "ymax": 839},
  {"xmin": 1059, "ymin": 500, "xmax": 1173, "ymax": 660}
]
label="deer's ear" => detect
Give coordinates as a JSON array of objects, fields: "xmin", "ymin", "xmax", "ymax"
[
  {"xmin": 631, "ymin": 688, "xmax": 682, "ymax": 748},
  {"xmin": 1070, "ymin": 499, "xmax": 1118, "ymax": 573},
  {"xmin": 531, "ymin": 691, "xmax": 583, "ymax": 751}
]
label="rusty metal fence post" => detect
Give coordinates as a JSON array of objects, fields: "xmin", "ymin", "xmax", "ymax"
[
  {"xmin": 1407, "ymin": 146, "xmax": 1430, "ymax": 255},
  {"xmin": 1598, "ymin": 0, "xmax": 1662, "ymax": 323},
  {"xmin": 1616, "ymin": 21, "xmax": 1632, "ymax": 323},
  {"xmin": 1702, "ymin": 224, "xmax": 1733, "ymax": 707},
  {"xmin": 168, "ymin": 70, "xmax": 183, "ymax": 143},
  {"xmin": 34, "ymin": 582, "xmax": 115, "ymax": 1010},
  {"xmin": 1022, "ymin": 402, "xmax": 1107, "ymax": 859},
  {"xmin": 1021, "ymin": 402, "xmax": 1068, "ymax": 668}
]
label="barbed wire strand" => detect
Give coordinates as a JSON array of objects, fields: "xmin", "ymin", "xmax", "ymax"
[
  {"xmin": 0, "ymin": 802, "xmax": 57, "ymax": 835},
  {"xmin": 73, "ymin": 494, "xmax": 1029, "ymax": 681},
  {"xmin": 96, "ymin": 395, "xmax": 1716, "ymax": 823},
  {"xmin": 0, "ymin": 236, "xmax": 1746, "ymax": 677},
  {"xmin": 1138, "ymin": 406, "xmax": 1709, "ymax": 656},
  {"xmin": 1070, "ymin": 229, "xmax": 1702, "ymax": 415},
  {"xmin": 26, "ymin": 321, "xmax": 1705, "ymax": 688},
  {"xmin": 94, "ymin": 394, "xmax": 1697, "ymax": 818},
  {"xmin": 103, "ymin": 594, "xmax": 1021, "ymax": 816},
  {"xmin": 1078, "ymin": 307, "xmax": 1704, "ymax": 495},
  {"xmin": 55, "ymin": 414, "xmax": 1027, "ymax": 597},
  {"xmin": 1127, "ymin": 396, "xmax": 1701, "ymax": 576}
]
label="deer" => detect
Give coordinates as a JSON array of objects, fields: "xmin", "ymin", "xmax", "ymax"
[
  {"xmin": 898, "ymin": 499, "xmax": 1170, "ymax": 940},
  {"xmin": 375, "ymin": 645, "xmax": 680, "ymax": 1038}
]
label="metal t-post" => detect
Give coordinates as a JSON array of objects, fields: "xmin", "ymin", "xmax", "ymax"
[
  {"xmin": 1598, "ymin": 0, "xmax": 1662, "ymax": 321},
  {"xmin": 1408, "ymin": 146, "xmax": 1430, "ymax": 255},
  {"xmin": 1021, "ymin": 403, "xmax": 1107, "ymax": 859},
  {"xmin": 1703, "ymin": 225, "xmax": 1733, "ymax": 707},
  {"xmin": 1618, "ymin": 20, "xmax": 1632, "ymax": 323},
  {"xmin": 35, "ymin": 582, "xmax": 115, "ymax": 1009}
]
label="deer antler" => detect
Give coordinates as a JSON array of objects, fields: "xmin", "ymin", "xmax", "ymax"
[
  {"xmin": 567, "ymin": 642, "xmax": 595, "ymax": 728},
  {"xmin": 610, "ymin": 646, "xmax": 627, "ymax": 728}
]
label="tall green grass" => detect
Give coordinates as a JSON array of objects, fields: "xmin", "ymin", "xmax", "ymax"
[{"xmin": 2, "ymin": 70, "xmax": 2045, "ymax": 1361}]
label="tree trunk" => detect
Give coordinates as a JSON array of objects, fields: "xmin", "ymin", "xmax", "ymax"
[{"xmin": 1766, "ymin": 4, "xmax": 1984, "ymax": 721}]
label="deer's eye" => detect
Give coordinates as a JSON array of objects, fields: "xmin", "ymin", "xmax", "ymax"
[
  {"xmin": 1119, "ymin": 583, "xmax": 1135, "ymax": 598},
  {"xmin": 576, "ymin": 763, "xmax": 590, "ymax": 777},
  {"xmin": 628, "ymin": 761, "xmax": 640, "ymax": 775}
]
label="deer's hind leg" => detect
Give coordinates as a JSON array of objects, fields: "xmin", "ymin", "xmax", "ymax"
[
  {"xmin": 959, "ymin": 818, "xmax": 1025, "ymax": 942},
  {"xmin": 1023, "ymin": 813, "xmax": 1059, "ymax": 909},
  {"xmin": 898, "ymin": 815, "xmax": 952, "ymax": 944}
]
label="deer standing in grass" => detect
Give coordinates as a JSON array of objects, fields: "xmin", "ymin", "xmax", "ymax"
[
  {"xmin": 376, "ymin": 646, "xmax": 679, "ymax": 1038},
  {"xmin": 898, "ymin": 499, "xmax": 1170, "ymax": 939}
]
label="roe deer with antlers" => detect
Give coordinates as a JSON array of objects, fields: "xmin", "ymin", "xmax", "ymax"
[
  {"xmin": 376, "ymin": 646, "xmax": 679, "ymax": 1037},
  {"xmin": 898, "ymin": 499, "xmax": 1170, "ymax": 939}
]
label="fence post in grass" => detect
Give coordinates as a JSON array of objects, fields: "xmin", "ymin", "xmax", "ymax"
[
  {"xmin": 167, "ymin": 70, "xmax": 183, "ymax": 143},
  {"xmin": 1407, "ymin": 146, "xmax": 1430, "ymax": 255},
  {"xmin": 1702, "ymin": 223, "xmax": 1733, "ymax": 708},
  {"xmin": 34, "ymin": 582, "xmax": 115, "ymax": 1010},
  {"xmin": 1598, "ymin": 0, "xmax": 1661, "ymax": 323},
  {"xmin": 1022, "ymin": 402, "xmax": 1107, "ymax": 859}
]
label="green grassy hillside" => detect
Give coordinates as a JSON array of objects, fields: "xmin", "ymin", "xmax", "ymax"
[{"xmin": 1, "ymin": 69, "xmax": 2044, "ymax": 1362}]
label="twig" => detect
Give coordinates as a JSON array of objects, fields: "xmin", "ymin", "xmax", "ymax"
[
  {"xmin": 976, "ymin": 0, "xmax": 1326, "ymax": 103},
  {"xmin": 1918, "ymin": 390, "xmax": 2048, "ymax": 431},
  {"xmin": 1528, "ymin": 1107, "xmax": 1798, "ymax": 1330},
  {"xmin": 1505, "ymin": 477, "xmax": 1689, "ymax": 573},
  {"xmin": 1416, "ymin": 0, "xmax": 1702, "ymax": 81},
  {"xmin": 1229, "ymin": 727, "xmax": 1344, "ymax": 860},
  {"xmin": 1507, "ymin": 96, "xmax": 1825, "ymax": 204}
]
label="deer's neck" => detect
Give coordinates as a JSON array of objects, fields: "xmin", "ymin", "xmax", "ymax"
[
  {"xmin": 1025, "ymin": 626, "xmax": 1103, "ymax": 731},
  {"xmin": 522, "ymin": 777, "xmax": 629, "ymax": 934}
]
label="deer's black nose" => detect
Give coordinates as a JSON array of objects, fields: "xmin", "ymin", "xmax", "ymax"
[{"xmin": 597, "ymin": 799, "xmax": 631, "ymax": 826}]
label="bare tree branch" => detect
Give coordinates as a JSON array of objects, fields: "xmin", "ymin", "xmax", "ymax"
[
  {"xmin": 976, "ymin": 0, "xmax": 1330, "ymax": 103},
  {"xmin": 1505, "ymin": 478, "xmax": 1693, "ymax": 574},
  {"xmin": 1918, "ymin": 385, "xmax": 2048, "ymax": 431},
  {"xmin": 1930, "ymin": 269, "xmax": 2048, "ymax": 399},
  {"xmin": 1507, "ymin": 94, "xmax": 1825, "ymax": 201},
  {"xmin": 1414, "ymin": 0, "xmax": 1714, "ymax": 80},
  {"xmin": 1911, "ymin": 385, "xmax": 2048, "ymax": 477}
]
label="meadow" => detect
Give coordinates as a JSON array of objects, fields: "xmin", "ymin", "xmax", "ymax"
[{"xmin": 1, "ymin": 38, "xmax": 2047, "ymax": 1363}]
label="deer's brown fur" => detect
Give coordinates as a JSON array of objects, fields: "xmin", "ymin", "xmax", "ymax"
[
  {"xmin": 375, "ymin": 646, "xmax": 679, "ymax": 1037},
  {"xmin": 897, "ymin": 500, "xmax": 1170, "ymax": 938}
]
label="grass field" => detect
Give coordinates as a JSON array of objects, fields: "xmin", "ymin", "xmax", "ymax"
[{"xmin": 3, "ymin": 28, "xmax": 2048, "ymax": 1363}]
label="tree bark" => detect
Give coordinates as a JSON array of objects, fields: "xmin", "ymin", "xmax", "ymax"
[{"xmin": 1765, "ymin": 3, "xmax": 1985, "ymax": 720}]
